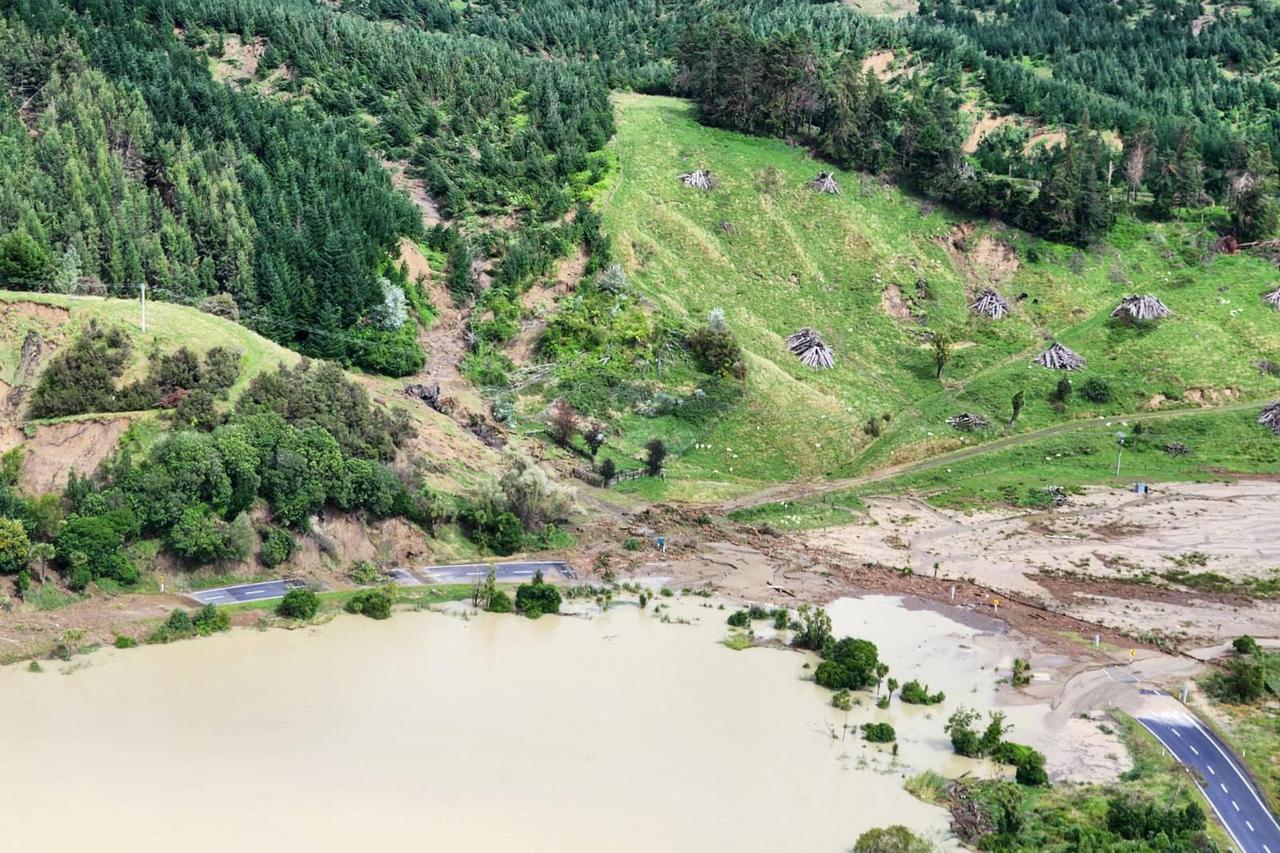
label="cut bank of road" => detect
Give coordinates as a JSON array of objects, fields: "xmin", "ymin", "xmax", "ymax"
[
  {"xmin": 187, "ymin": 561, "xmax": 575, "ymax": 606},
  {"xmin": 1136, "ymin": 710, "xmax": 1280, "ymax": 853}
]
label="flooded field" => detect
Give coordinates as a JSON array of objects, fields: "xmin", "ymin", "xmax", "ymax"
[{"xmin": 0, "ymin": 595, "xmax": 1054, "ymax": 852}]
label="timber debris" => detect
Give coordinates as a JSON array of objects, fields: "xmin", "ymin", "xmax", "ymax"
[
  {"xmin": 1260, "ymin": 401, "xmax": 1280, "ymax": 435},
  {"xmin": 1034, "ymin": 342, "xmax": 1085, "ymax": 371},
  {"xmin": 969, "ymin": 289, "xmax": 1009, "ymax": 319},
  {"xmin": 947, "ymin": 412, "xmax": 990, "ymax": 431},
  {"xmin": 786, "ymin": 328, "xmax": 835, "ymax": 369},
  {"xmin": 809, "ymin": 171, "xmax": 840, "ymax": 194},
  {"xmin": 1111, "ymin": 294, "xmax": 1172, "ymax": 322},
  {"xmin": 679, "ymin": 169, "xmax": 715, "ymax": 190}
]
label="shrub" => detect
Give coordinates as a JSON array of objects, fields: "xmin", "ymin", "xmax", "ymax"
[
  {"xmin": 687, "ymin": 322, "xmax": 747, "ymax": 380},
  {"xmin": 192, "ymin": 604, "xmax": 231, "ymax": 635},
  {"xmin": 822, "ymin": 637, "xmax": 880, "ymax": 690},
  {"xmin": 114, "ymin": 635, "xmax": 138, "ymax": 649},
  {"xmin": 0, "ymin": 517, "xmax": 31, "ymax": 574},
  {"xmin": 832, "ymin": 689, "xmax": 853, "ymax": 711},
  {"xmin": 1107, "ymin": 794, "xmax": 1205, "ymax": 840},
  {"xmin": 992, "ymin": 741, "xmax": 1048, "ymax": 786},
  {"xmin": 1011, "ymin": 657, "xmax": 1032, "ymax": 687},
  {"xmin": 1081, "ymin": 377, "xmax": 1113, "ymax": 403},
  {"xmin": 348, "ymin": 561, "xmax": 383, "ymax": 585},
  {"xmin": 347, "ymin": 588, "xmax": 393, "ymax": 619},
  {"xmin": 515, "ymin": 571, "xmax": 562, "ymax": 618},
  {"xmin": 946, "ymin": 707, "xmax": 982, "ymax": 757},
  {"xmin": 1233, "ymin": 635, "xmax": 1260, "ymax": 655},
  {"xmin": 277, "ymin": 588, "xmax": 320, "ymax": 620},
  {"xmin": 258, "ymin": 525, "xmax": 297, "ymax": 568},
  {"xmin": 149, "ymin": 608, "xmax": 195, "ymax": 643},
  {"xmin": 852, "ymin": 825, "xmax": 930, "ymax": 853},
  {"xmin": 899, "ymin": 679, "xmax": 945, "ymax": 705},
  {"xmin": 791, "ymin": 605, "xmax": 833, "ymax": 652},
  {"xmin": 54, "ymin": 512, "xmax": 138, "ymax": 590},
  {"xmin": 486, "ymin": 589, "xmax": 513, "ymax": 613},
  {"xmin": 1220, "ymin": 657, "xmax": 1266, "ymax": 703},
  {"xmin": 862, "ymin": 722, "xmax": 897, "ymax": 743},
  {"xmin": 726, "ymin": 609, "xmax": 751, "ymax": 628},
  {"xmin": 645, "ymin": 438, "xmax": 668, "ymax": 476}
]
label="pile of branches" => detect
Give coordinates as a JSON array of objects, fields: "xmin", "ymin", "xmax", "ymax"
[
  {"xmin": 948, "ymin": 780, "xmax": 996, "ymax": 844},
  {"xmin": 157, "ymin": 388, "xmax": 190, "ymax": 408},
  {"xmin": 1111, "ymin": 294, "xmax": 1172, "ymax": 322},
  {"xmin": 1163, "ymin": 443, "xmax": 1191, "ymax": 456},
  {"xmin": 947, "ymin": 412, "xmax": 990, "ymax": 431},
  {"xmin": 969, "ymin": 289, "xmax": 1009, "ymax": 320},
  {"xmin": 1034, "ymin": 342, "xmax": 1085, "ymax": 370},
  {"xmin": 786, "ymin": 328, "xmax": 835, "ymax": 369},
  {"xmin": 809, "ymin": 171, "xmax": 839, "ymax": 194},
  {"xmin": 1045, "ymin": 485, "xmax": 1069, "ymax": 507},
  {"xmin": 1264, "ymin": 288, "xmax": 1280, "ymax": 310},
  {"xmin": 679, "ymin": 169, "xmax": 715, "ymax": 190},
  {"xmin": 1260, "ymin": 401, "xmax": 1280, "ymax": 435}
]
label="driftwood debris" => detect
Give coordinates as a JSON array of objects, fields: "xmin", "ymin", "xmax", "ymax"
[
  {"xmin": 786, "ymin": 327, "xmax": 835, "ymax": 369},
  {"xmin": 157, "ymin": 388, "xmax": 190, "ymax": 408},
  {"xmin": 1264, "ymin": 288, "xmax": 1280, "ymax": 310},
  {"xmin": 1163, "ymin": 442, "xmax": 1191, "ymax": 457},
  {"xmin": 809, "ymin": 171, "xmax": 840, "ymax": 194},
  {"xmin": 969, "ymin": 289, "xmax": 1009, "ymax": 320},
  {"xmin": 1260, "ymin": 401, "xmax": 1280, "ymax": 435},
  {"xmin": 1046, "ymin": 485, "xmax": 1068, "ymax": 507},
  {"xmin": 1034, "ymin": 342, "xmax": 1085, "ymax": 371},
  {"xmin": 1111, "ymin": 294, "xmax": 1172, "ymax": 322},
  {"xmin": 679, "ymin": 169, "xmax": 715, "ymax": 190},
  {"xmin": 947, "ymin": 412, "xmax": 990, "ymax": 432}
]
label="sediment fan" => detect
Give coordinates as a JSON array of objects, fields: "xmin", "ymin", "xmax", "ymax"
[
  {"xmin": 678, "ymin": 169, "xmax": 715, "ymax": 190},
  {"xmin": 1034, "ymin": 342, "xmax": 1085, "ymax": 370},
  {"xmin": 1111, "ymin": 294, "xmax": 1172, "ymax": 321},
  {"xmin": 809, "ymin": 171, "xmax": 840, "ymax": 194},
  {"xmin": 1264, "ymin": 288, "xmax": 1280, "ymax": 310},
  {"xmin": 947, "ymin": 412, "xmax": 990, "ymax": 431},
  {"xmin": 969, "ymin": 289, "xmax": 1009, "ymax": 320},
  {"xmin": 787, "ymin": 327, "xmax": 835, "ymax": 369},
  {"xmin": 1260, "ymin": 401, "xmax": 1280, "ymax": 435}
]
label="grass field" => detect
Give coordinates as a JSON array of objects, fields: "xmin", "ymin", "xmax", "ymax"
[
  {"xmin": 0, "ymin": 290, "xmax": 300, "ymax": 403},
  {"xmin": 600, "ymin": 94, "xmax": 1280, "ymax": 501}
]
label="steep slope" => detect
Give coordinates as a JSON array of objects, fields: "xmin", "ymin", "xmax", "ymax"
[{"xmin": 600, "ymin": 94, "xmax": 1280, "ymax": 498}]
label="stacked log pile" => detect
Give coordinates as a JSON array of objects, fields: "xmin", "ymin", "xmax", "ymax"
[
  {"xmin": 1111, "ymin": 294, "xmax": 1172, "ymax": 322},
  {"xmin": 1264, "ymin": 288, "xmax": 1280, "ymax": 310},
  {"xmin": 947, "ymin": 413, "xmax": 990, "ymax": 431},
  {"xmin": 809, "ymin": 172, "xmax": 840, "ymax": 194},
  {"xmin": 679, "ymin": 169, "xmax": 715, "ymax": 190},
  {"xmin": 787, "ymin": 328, "xmax": 835, "ymax": 369},
  {"xmin": 1260, "ymin": 401, "xmax": 1280, "ymax": 435},
  {"xmin": 969, "ymin": 289, "xmax": 1010, "ymax": 319},
  {"xmin": 1034, "ymin": 342, "xmax": 1085, "ymax": 370}
]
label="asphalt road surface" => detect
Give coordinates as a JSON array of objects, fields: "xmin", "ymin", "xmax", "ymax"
[
  {"xmin": 187, "ymin": 579, "xmax": 307, "ymax": 606},
  {"xmin": 420, "ymin": 560, "xmax": 575, "ymax": 584},
  {"xmin": 1136, "ymin": 711, "xmax": 1280, "ymax": 853}
]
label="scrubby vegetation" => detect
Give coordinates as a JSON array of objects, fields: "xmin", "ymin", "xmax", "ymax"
[
  {"xmin": 514, "ymin": 570, "xmax": 562, "ymax": 619},
  {"xmin": 346, "ymin": 588, "xmax": 393, "ymax": 620},
  {"xmin": 277, "ymin": 588, "xmax": 319, "ymax": 620}
]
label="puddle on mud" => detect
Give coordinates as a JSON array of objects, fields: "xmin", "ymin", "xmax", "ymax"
[{"xmin": 0, "ymin": 594, "xmax": 1053, "ymax": 852}]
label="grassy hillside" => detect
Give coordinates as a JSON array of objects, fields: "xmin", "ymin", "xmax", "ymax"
[
  {"xmin": 600, "ymin": 94, "xmax": 1280, "ymax": 500},
  {"xmin": 0, "ymin": 291, "xmax": 299, "ymax": 406}
]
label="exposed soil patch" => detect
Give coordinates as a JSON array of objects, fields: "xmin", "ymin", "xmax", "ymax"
[
  {"xmin": 16, "ymin": 418, "xmax": 132, "ymax": 493},
  {"xmin": 962, "ymin": 111, "xmax": 1015, "ymax": 155},
  {"xmin": 208, "ymin": 34, "xmax": 265, "ymax": 85},
  {"xmin": 879, "ymin": 282, "xmax": 912, "ymax": 322},
  {"xmin": 383, "ymin": 159, "xmax": 446, "ymax": 228},
  {"xmin": 861, "ymin": 50, "xmax": 897, "ymax": 80}
]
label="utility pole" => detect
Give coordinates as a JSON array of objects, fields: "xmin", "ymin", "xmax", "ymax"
[
  {"xmin": 140, "ymin": 280, "xmax": 147, "ymax": 333},
  {"xmin": 1114, "ymin": 432, "xmax": 1125, "ymax": 477}
]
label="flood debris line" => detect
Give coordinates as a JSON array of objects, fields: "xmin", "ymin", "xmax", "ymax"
[
  {"xmin": 786, "ymin": 327, "xmax": 835, "ymax": 369},
  {"xmin": 1034, "ymin": 342, "xmax": 1085, "ymax": 370},
  {"xmin": 1263, "ymin": 287, "xmax": 1280, "ymax": 310},
  {"xmin": 678, "ymin": 168, "xmax": 715, "ymax": 190},
  {"xmin": 809, "ymin": 171, "xmax": 840, "ymax": 194},
  {"xmin": 1111, "ymin": 294, "xmax": 1172, "ymax": 322},
  {"xmin": 1259, "ymin": 400, "xmax": 1280, "ymax": 434},
  {"xmin": 947, "ymin": 412, "xmax": 990, "ymax": 432},
  {"xmin": 969, "ymin": 289, "xmax": 1009, "ymax": 319}
]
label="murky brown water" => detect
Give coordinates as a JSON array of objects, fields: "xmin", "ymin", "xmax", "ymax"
[{"xmin": 0, "ymin": 595, "xmax": 1040, "ymax": 852}]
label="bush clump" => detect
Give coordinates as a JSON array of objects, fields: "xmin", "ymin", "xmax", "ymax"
[
  {"xmin": 346, "ymin": 588, "xmax": 393, "ymax": 619},
  {"xmin": 899, "ymin": 678, "xmax": 945, "ymax": 705},
  {"xmin": 862, "ymin": 722, "xmax": 897, "ymax": 743},
  {"xmin": 726, "ymin": 609, "xmax": 751, "ymax": 628},
  {"xmin": 277, "ymin": 588, "xmax": 321, "ymax": 620},
  {"xmin": 514, "ymin": 570, "xmax": 562, "ymax": 618}
]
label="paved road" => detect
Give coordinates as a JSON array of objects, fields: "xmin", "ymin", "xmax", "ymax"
[
  {"xmin": 1136, "ymin": 711, "xmax": 1280, "ymax": 853},
  {"xmin": 187, "ymin": 579, "xmax": 307, "ymax": 606},
  {"xmin": 420, "ymin": 560, "xmax": 575, "ymax": 584}
]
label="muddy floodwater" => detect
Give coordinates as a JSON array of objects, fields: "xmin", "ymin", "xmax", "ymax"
[{"xmin": 0, "ymin": 595, "xmax": 1040, "ymax": 852}]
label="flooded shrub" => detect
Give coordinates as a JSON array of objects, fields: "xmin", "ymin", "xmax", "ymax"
[
  {"xmin": 347, "ymin": 588, "xmax": 393, "ymax": 620},
  {"xmin": 486, "ymin": 589, "xmax": 513, "ymax": 613},
  {"xmin": 831, "ymin": 689, "xmax": 853, "ymax": 711},
  {"xmin": 852, "ymin": 825, "xmax": 929, "ymax": 853},
  {"xmin": 791, "ymin": 604, "xmax": 833, "ymax": 652},
  {"xmin": 277, "ymin": 588, "xmax": 320, "ymax": 620},
  {"xmin": 992, "ymin": 741, "xmax": 1048, "ymax": 786},
  {"xmin": 515, "ymin": 571, "xmax": 561, "ymax": 618},
  {"xmin": 113, "ymin": 635, "xmax": 137, "ymax": 649},
  {"xmin": 861, "ymin": 722, "xmax": 896, "ymax": 743},
  {"xmin": 726, "ymin": 609, "xmax": 751, "ymax": 628},
  {"xmin": 899, "ymin": 679, "xmax": 945, "ymax": 705},
  {"xmin": 1233, "ymin": 635, "xmax": 1260, "ymax": 655},
  {"xmin": 1011, "ymin": 658, "xmax": 1032, "ymax": 687}
]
